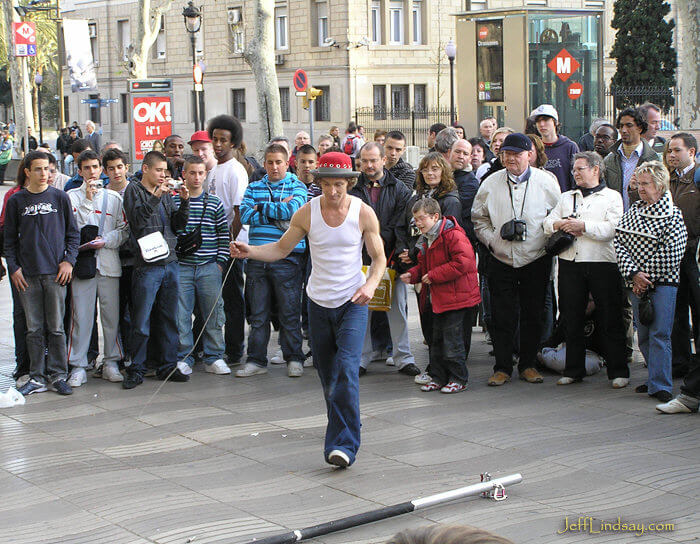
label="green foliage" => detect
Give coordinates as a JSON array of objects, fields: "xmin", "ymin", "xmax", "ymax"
[{"xmin": 610, "ymin": 0, "xmax": 677, "ymax": 111}]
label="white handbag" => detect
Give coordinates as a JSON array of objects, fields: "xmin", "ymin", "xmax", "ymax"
[{"xmin": 137, "ymin": 231, "xmax": 170, "ymax": 262}]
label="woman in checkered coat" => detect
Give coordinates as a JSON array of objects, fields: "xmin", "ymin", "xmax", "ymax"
[{"xmin": 613, "ymin": 161, "xmax": 688, "ymax": 403}]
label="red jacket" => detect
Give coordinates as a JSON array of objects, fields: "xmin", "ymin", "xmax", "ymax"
[{"xmin": 408, "ymin": 216, "xmax": 480, "ymax": 313}]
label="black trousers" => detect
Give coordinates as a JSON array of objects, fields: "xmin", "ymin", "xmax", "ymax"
[
  {"xmin": 429, "ymin": 307, "xmax": 476, "ymax": 385},
  {"xmin": 558, "ymin": 260, "xmax": 629, "ymax": 380},
  {"xmin": 488, "ymin": 255, "xmax": 551, "ymax": 375},
  {"xmin": 118, "ymin": 265, "xmax": 133, "ymax": 360},
  {"xmin": 671, "ymin": 249, "xmax": 700, "ymax": 376},
  {"xmin": 681, "ymin": 357, "xmax": 700, "ymax": 399},
  {"xmin": 222, "ymin": 258, "xmax": 246, "ymax": 362}
]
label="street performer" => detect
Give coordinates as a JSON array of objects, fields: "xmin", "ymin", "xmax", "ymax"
[{"xmin": 230, "ymin": 152, "xmax": 385, "ymax": 468}]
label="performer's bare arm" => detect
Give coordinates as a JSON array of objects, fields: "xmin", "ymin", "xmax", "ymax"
[
  {"xmin": 230, "ymin": 204, "xmax": 310, "ymax": 262},
  {"xmin": 352, "ymin": 203, "xmax": 386, "ymax": 305}
]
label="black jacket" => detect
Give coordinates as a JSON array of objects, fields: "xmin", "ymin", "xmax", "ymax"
[
  {"xmin": 481, "ymin": 157, "xmax": 504, "ymax": 182},
  {"xmin": 389, "ymin": 158, "xmax": 416, "ymax": 191},
  {"xmin": 350, "ymin": 168, "xmax": 412, "ymax": 266},
  {"xmin": 453, "ymin": 169, "xmax": 479, "ymax": 244}
]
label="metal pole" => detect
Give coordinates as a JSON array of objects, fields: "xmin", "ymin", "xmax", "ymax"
[
  {"xmin": 37, "ymin": 82, "xmax": 43, "ymax": 144},
  {"xmin": 22, "ymin": 57, "xmax": 30, "ymax": 155},
  {"xmin": 449, "ymin": 57, "xmax": 455, "ymax": 126},
  {"xmin": 309, "ymin": 98, "xmax": 314, "ymax": 145},
  {"xmin": 190, "ymin": 34, "xmax": 199, "ymax": 131},
  {"xmin": 238, "ymin": 473, "xmax": 523, "ymax": 544},
  {"xmin": 57, "ymin": 1, "xmax": 65, "ymax": 128}
]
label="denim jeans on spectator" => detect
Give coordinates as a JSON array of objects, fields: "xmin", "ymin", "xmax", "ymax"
[
  {"xmin": 301, "ymin": 250, "xmax": 311, "ymax": 337},
  {"xmin": 118, "ymin": 265, "xmax": 134, "ymax": 361},
  {"xmin": 177, "ymin": 262, "xmax": 225, "ymax": 366},
  {"xmin": 308, "ymin": 298, "xmax": 368, "ymax": 465},
  {"xmin": 245, "ymin": 254, "xmax": 304, "ymax": 366},
  {"xmin": 130, "ymin": 262, "xmax": 180, "ymax": 375},
  {"xmin": 18, "ymin": 274, "xmax": 68, "ymax": 384},
  {"xmin": 222, "ymin": 258, "xmax": 246, "ymax": 362},
  {"xmin": 10, "ymin": 281, "xmax": 29, "ymax": 379},
  {"xmin": 631, "ymin": 285, "xmax": 677, "ymax": 395}
]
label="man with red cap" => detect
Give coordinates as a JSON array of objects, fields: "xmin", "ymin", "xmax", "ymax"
[
  {"xmin": 231, "ymin": 152, "xmax": 385, "ymax": 468},
  {"xmin": 189, "ymin": 131, "xmax": 217, "ymax": 192}
]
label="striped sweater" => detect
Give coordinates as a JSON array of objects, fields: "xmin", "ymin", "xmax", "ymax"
[
  {"xmin": 173, "ymin": 193, "xmax": 230, "ymax": 265},
  {"xmin": 240, "ymin": 172, "xmax": 307, "ymax": 252}
]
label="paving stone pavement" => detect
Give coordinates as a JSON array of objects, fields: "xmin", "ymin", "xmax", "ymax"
[{"xmin": 0, "ymin": 188, "xmax": 698, "ymax": 544}]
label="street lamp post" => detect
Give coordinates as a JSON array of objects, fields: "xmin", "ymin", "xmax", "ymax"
[
  {"xmin": 35, "ymin": 73, "xmax": 44, "ymax": 144},
  {"xmin": 445, "ymin": 40, "xmax": 456, "ymax": 126},
  {"xmin": 183, "ymin": 1, "xmax": 202, "ymax": 131}
]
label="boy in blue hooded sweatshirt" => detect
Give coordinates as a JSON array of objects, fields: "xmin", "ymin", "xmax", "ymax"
[{"xmin": 238, "ymin": 143, "xmax": 308, "ymax": 378}]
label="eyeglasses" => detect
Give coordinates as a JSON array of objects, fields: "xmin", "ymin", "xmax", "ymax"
[{"xmin": 571, "ymin": 166, "xmax": 593, "ymax": 175}]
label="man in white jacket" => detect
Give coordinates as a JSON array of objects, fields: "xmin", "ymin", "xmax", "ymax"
[
  {"xmin": 67, "ymin": 150, "xmax": 129, "ymax": 385},
  {"xmin": 472, "ymin": 133, "xmax": 560, "ymax": 386}
]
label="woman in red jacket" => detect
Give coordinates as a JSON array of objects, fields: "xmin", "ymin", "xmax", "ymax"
[{"xmin": 400, "ymin": 197, "xmax": 480, "ymax": 393}]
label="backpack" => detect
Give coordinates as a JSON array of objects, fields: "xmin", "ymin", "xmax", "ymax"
[{"xmin": 343, "ymin": 134, "xmax": 356, "ymax": 155}]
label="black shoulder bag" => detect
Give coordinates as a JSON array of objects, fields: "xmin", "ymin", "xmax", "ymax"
[
  {"xmin": 545, "ymin": 193, "xmax": 578, "ymax": 256},
  {"xmin": 175, "ymin": 194, "xmax": 208, "ymax": 258}
]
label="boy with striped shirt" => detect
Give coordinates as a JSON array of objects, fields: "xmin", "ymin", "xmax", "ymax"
[{"xmin": 174, "ymin": 155, "xmax": 231, "ymax": 375}]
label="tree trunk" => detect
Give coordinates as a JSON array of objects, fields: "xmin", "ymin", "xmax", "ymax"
[
  {"xmin": 678, "ymin": 0, "xmax": 700, "ymax": 129},
  {"xmin": 243, "ymin": 0, "xmax": 283, "ymax": 153},
  {"xmin": 2, "ymin": 0, "xmax": 34, "ymax": 152},
  {"xmin": 127, "ymin": 0, "xmax": 173, "ymax": 79}
]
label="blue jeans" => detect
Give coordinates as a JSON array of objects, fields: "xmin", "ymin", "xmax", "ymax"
[
  {"xmin": 177, "ymin": 262, "xmax": 225, "ymax": 366},
  {"xmin": 18, "ymin": 275, "xmax": 68, "ymax": 384},
  {"xmin": 130, "ymin": 262, "xmax": 180, "ymax": 374},
  {"xmin": 309, "ymin": 299, "xmax": 368, "ymax": 465},
  {"xmin": 631, "ymin": 286, "xmax": 677, "ymax": 395},
  {"xmin": 245, "ymin": 254, "xmax": 304, "ymax": 366}
]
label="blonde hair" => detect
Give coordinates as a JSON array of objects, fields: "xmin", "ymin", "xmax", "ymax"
[
  {"xmin": 635, "ymin": 160, "xmax": 670, "ymax": 193},
  {"xmin": 490, "ymin": 127, "xmax": 514, "ymax": 151}
]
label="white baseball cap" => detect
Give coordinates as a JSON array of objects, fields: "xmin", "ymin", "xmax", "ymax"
[{"xmin": 530, "ymin": 104, "xmax": 559, "ymax": 123}]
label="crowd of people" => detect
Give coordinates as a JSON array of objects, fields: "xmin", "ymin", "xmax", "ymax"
[{"xmin": 0, "ymin": 100, "xmax": 698, "ymax": 464}]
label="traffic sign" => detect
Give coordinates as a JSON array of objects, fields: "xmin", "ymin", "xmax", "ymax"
[
  {"xmin": 12, "ymin": 21, "xmax": 37, "ymax": 57},
  {"xmin": 547, "ymin": 49, "xmax": 580, "ymax": 83},
  {"xmin": 567, "ymin": 82, "xmax": 583, "ymax": 100},
  {"xmin": 293, "ymin": 69, "xmax": 308, "ymax": 93},
  {"xmin": 478, "ymin": 26, "xmax": 488, "ymax": 40}
]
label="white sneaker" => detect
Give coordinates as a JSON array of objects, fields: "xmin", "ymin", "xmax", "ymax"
[
  {"xmin": 176, "ymin": 361, "xmax": 193, "ymax": 376},
  {"xmin": 235, "ymin": 363, "xmax": 268, "ymax": 377},
  {"xmin": 656, "ymin": 398, "xmax": 695, "ymax": 414},
  {"xmin": 102, "ymin": 362, "xmax": 123, "ymax": 382},
  {"xmin": 15, "ymin": 374, "xmax": 30, "ymax": 388},
  {"xmin": 303, "ymin": 358, "xmax": 314, "ymax": 368},
  {"xmin": 288, "ymin": 361, "xmax": 304, "ymax": 377},
  {"xmin": 557, "ymin": 377, "xmax": 576, "ymax": 385},
  {"xmin": 414, "ymin": 372, "xmax": 432, "ymax": 385},
  {"xmin": 611, "ymin": 377, "xmax": 629, "ymax": 389},
  {"xmin": 269, "ymin": 350, "xmax": 284, "ymax": 365},
  {"xmin": 385, "ymin": 356, "xmax": 395, "ymax": 366},
  {"xmin": 67, "ymin": 367, "xmax": 87, "ymax": 387},
  {"xmin": 205, "ymin": 359, "xmax": 231, "ymax": 375},
  {"xmin": 328, "ymin": 449, "xmax": 350, "ymax": 468}
]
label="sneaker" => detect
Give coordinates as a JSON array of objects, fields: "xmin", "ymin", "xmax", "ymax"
[
  {"xmin": 50, "ymin": 379, "xmax": 73, "ymax": 395},
  {"xmin": 122, "ymin": 371, "xmax": 143, "ymax": 389},
  {"xmin": 385, "ymin": 356, "xmax": 395, "ymax": 366},
  {"xmin": 269, "ymin": 350, "xmax": 284, "ymax": 365},
  {"xmin": 176, "ymin": 361, "xmax": 193, "ymax": 376},
  {"xmin": 420, "ymin": 381, "xmax": 441, "ymax": 392},
  {"xmin": 288, "ymin": 361, "xmax": 304, "ymax": 377},
  {"xmin": 611, "ymin": 377, "xmax": 629, "ymax": 389},
  {"xmin": 235, "ymin": 363, "xmax": 268, "ymax": 378},
  {"xmin": 414, "ymin": 372, "xmax": 432, "ymax": 385},
  {"xmin": 398, "ymin": 363, "xmax": 421, "ymax": 376},
  {"xmin": 205, "ymin": 359, "xmax": 231, "ymax": 375},
  {"xmin": 656, "ymin": 398, "xmax": 697, "ymax": 414},
  {"xmin": 651, "ymin": 390, "xmax": 673, "ymax": 403},
  {"xmin": 328, "ymin": 449, "xmax": 350, "ymax": 468},
  {"xmin": 485, "ymin": 331, "xmax": 493, "ymax": 345},
  {"xmin": 358, "ymin": 367, "xmax": 367, "ymax": 376},
  {"xmin": 102, "ymin": 362, "xmax": 124, "ymax": 382},
  {"xmin": 15, "ymin": 374, "xmax": 30, "ymax": 388},
  {"xmin": 86, "ymin": 358, "xmax": 96, "ymax": 371},
  {"xmin": 18, "ymin": 379, "xmax": 47, "ymax": 396},
  {"xmin": 487, "ymin": 371, "xmax": 511, "ymax": 386},
  {"xmin": 519, "ymin": 367, "xmax": 544, "ymax": 383},
  {"xmin": 67, "ymin": 367, "xmax": 87, "ymax": 388},
  {"xmin": 440, "ymin": 381, "xmax": 467, "ymax": 394},
  {"xmin": 635, "ymin": 384, "xmax": 649, "ymax": 393},
  {"xmin": 557, "ymin": 377, "xmax": 581, "ymax": 385},
  {"xmin": 303, "ymin": 355, "xmax": 314, "ymax": 368}
]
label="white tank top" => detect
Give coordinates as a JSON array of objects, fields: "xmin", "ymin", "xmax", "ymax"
[{"xmin": 306, "ymin": 195, "xmax": 365, "ymax": 308}]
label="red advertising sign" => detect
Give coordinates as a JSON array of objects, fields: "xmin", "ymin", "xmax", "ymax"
[
  {"xmin": 478, "ymin": 26, "xmax": 489, "ymax": 40},
  {"xmin": 131, "ymin": 95, "xmax": 172, "ymax": 162},
  {"xmin": 547, "ymin": 48, "xmax": 580, "ymax": 82},
  {"xmin": 567, "ymin": 82, "xmax": 583, "ymax": 100}
]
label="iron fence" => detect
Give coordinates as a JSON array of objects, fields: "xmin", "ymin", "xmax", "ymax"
[
  {"xmin": 603, "ymin": 86, "xmax": 680, "ymax": 130},
  {"xmin": 354, "ymin": 107, "xmax": 454, "ymax": 149}
]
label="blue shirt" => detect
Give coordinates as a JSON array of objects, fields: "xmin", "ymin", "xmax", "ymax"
[{"xmin": 618, "ymin": 142, "xmax": 643, "ymax": 211}]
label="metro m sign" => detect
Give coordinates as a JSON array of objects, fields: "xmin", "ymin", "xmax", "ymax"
[
  {"xmin": 547, "ymin": 49, "xmax": 580, "ymax": 82},
  {"xmin": 132, "ymin": 95, "xmax": 172, "ymax": 162}
]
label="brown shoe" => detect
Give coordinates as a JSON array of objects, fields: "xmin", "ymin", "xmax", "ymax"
[
  {"xmin": 520, "ymin": 367, "xmax": 544, "ymax": 383},
  {"xmin": 487, "ymin": 371, "xmax": 511, "ymax": 386}
]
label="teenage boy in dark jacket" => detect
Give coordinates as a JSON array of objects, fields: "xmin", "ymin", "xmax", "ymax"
[
  {"xmin": 122, "ymin": 150, "xmax": 190, "ymax": 388},
  {"xmin": 4, "ymin": 151, "xmax": 80, "ymax": 396}
]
